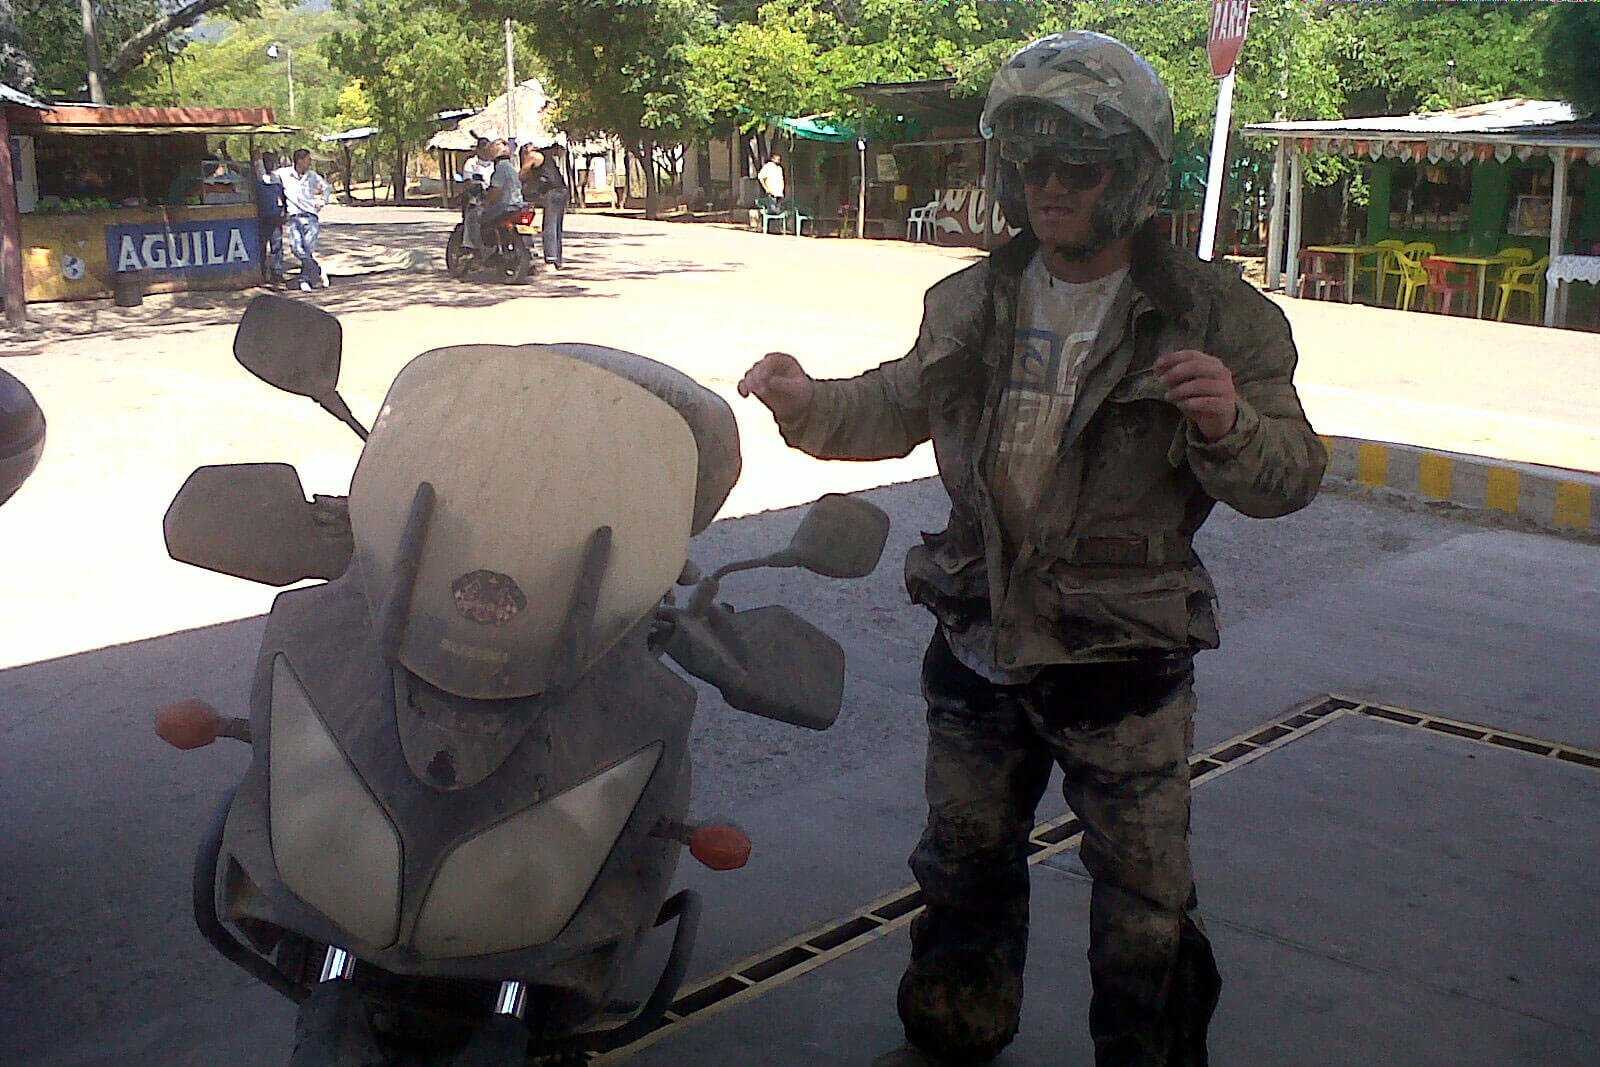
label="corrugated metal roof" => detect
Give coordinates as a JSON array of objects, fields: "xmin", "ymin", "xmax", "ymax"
[
  {"xmin": 322, "ymin": 126, "xmax": 380, "ymax": 143},
  {"xmin": 1, "ymin": 82, "xmax": 48, "ymax": 109},
  {"xmin": 1244, "ymin": 98, "xmax": 1600, "ymax": 147},
  {"xmin": 25, "ymin": 123, "xmax": 299, "ymax": 136}
]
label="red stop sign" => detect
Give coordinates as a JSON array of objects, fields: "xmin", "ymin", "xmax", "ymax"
[{"xmin": 1209, "ymin": 0, "xmax": 1251, "ymax": 78}]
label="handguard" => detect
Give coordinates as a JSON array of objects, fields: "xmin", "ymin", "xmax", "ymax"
[{"xmin": 662, "ymin": 603, "xmax": 845, "ymax": 730}]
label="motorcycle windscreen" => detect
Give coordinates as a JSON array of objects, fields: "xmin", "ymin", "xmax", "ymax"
[{"xmin": 349, "ymin": 345, "xmax": 697, "ymax": 699}]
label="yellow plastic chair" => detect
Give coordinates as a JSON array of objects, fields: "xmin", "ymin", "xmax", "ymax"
[
  {"xmin": 1493, "ymin": 255, "xmax": 1549, "ymax": 322},
  {"xmin": 1361, "ymin": 239, "xmax": 1406, "ymax": 305},
  {"xmin": 1391, "ymin": 247, "xmax": 1432, "ymax": 311},
  {"xmin": 1497, "ymin": 247, "xmax": 1535, "ymax": 267}
]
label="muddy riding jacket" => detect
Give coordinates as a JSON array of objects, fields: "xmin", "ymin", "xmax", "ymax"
[{"xmin": 780, "ymin": 229, "xmax": 1326, "ymax": 671}]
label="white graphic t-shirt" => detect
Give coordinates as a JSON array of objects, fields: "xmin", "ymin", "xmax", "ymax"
[
  {"xmin": 945, "ymin": 253, "xmax": 1128, "ymax": 685},
  {"xmin": 988, "ymin": 253, "xmax": 1128, "ymax": 547}
]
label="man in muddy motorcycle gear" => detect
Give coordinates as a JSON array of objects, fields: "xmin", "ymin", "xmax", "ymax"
[{"xmin": 739, "ymin": 31, "xmax": 1325, "ymax": 1067}]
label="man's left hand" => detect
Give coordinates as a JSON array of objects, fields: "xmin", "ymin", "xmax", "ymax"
[{"xmin": 1156, "ymin": 349, "xmax": 1239, "ymax": 443}]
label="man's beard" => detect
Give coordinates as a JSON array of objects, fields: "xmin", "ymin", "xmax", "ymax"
[{"xmin": 1046, "ymin": 210, "xmax": 1117, "ymax": 261}]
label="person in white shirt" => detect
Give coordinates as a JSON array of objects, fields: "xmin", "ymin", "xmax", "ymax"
[
  {"xmin": 757, "ymin": 152, "xmax": 785, "ymax": 214},
  {"xmin": 257, "ymin": 148, "xmax": 331, "ymax": 291},
  {"xmin": 463, "ymin": 137, "xmax": 498, "ymax": 188}
]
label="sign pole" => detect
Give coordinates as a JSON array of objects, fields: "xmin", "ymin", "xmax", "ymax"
[
  {"xmin": 1197, "ymin": 69, "xmax": 1235, "ymax": 261},
  {"xmin": 1200, "ymin": 0, "xmax": 1250, "ymax": 262}
]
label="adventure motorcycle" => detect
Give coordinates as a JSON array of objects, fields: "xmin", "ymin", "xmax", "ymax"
[
  {"xmin": 445, "ymin": 182, "xmax": 539, "ymax": 284},
  {"xmin": 154, "ymin": 294, "xmax": 889, "ymax": 1065}
]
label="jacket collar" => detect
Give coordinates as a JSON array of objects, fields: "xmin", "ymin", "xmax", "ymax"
[{"xmin": 988, "ymin": 221, "xmax": 1206, "ymax": 333}]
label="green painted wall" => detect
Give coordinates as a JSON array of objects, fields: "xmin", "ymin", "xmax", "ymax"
[
  {"xmin": 1367, "ymin": 160, "xmax": 1391, "ymax": 240},
  {"xmin": 1469, "ymin": 161, "xmax": 1511, "ymax": 246}
]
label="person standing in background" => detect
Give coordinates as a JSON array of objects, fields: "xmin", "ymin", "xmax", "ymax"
[
  {"xmin": 758, "ymin": 151, "xmax": 786, "ymax": 213},
  {"xmin": 257, "ymin": 148, "xmax": 331, "ymax": 292},
  {"xmin": 252, "ymin": 150, "xmax": 288, "ymax": 285},
  {"xmin": 529, "ymin": 144, "xmax": 569, "ymax": 269}
]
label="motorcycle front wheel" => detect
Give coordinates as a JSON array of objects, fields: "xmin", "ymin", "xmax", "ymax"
[{"xmin": 445, "ymin": 225, "xmax": 472, "ymax": 280}]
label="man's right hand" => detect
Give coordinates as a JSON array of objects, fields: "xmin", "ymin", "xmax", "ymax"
[{"xmin": 738, "ymin": 352, "xmax": 816, "ymax": 424}]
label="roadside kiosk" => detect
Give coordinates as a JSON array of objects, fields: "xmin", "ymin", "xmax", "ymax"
[{"xmin": 3, "ymin": 104, "xmax": 293, "ymax": 305}]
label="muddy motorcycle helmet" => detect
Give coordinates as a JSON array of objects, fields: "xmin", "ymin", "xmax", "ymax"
[
  {"xmin": 981, "ymin": 31, "xmax": 1174, "ymax": 251},
  {"xmin": 0, "ymin": 368, "xmax": 45, "ymax": 507}
]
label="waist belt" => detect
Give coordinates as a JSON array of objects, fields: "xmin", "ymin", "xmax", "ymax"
[{"xmin": 1039, "ymin": 531, "xmax": 1194, "ymax": 567}]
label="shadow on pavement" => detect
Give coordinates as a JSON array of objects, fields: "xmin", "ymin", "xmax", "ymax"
[{"xmin": 0, "ymin": 227, "xmax": 734, "ymax": 357}]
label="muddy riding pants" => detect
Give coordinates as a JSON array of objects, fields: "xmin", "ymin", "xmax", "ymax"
[{"xmin": 897, "ymin": 631, "xmax": 1220, "ymax": 1066}]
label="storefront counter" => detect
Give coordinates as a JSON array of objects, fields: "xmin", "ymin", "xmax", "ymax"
[{"xmin": 20, "ymin": 202, "xmax": 262, "ymax": 303}]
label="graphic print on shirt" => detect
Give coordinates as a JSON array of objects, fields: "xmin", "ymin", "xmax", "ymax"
[{"xmin": 987, "ymin": 258, "xmax": 1127, "ymax": 545}]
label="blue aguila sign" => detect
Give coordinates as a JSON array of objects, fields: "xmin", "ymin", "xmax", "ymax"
[{"xmin": 106, "ymin": 217, "xmax": 261, "ymax": 276}]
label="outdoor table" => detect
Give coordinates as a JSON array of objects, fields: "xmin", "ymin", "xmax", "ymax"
[
  {"xmin": 1303, "ymin": 244, "xmax": 1377, "ymax": 304},
  {"xmin": 1546, "ymin": 255, "xmax": 1600, "ymax": 328},
  {"xmin": 1425, "ymin": 253, "xmax": 1511, "ymax": 318}
]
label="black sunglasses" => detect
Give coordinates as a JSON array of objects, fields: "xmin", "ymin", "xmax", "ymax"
[{"xmin": 1017, "ymin": 157, "xmax": 1112, "ymax": 191}]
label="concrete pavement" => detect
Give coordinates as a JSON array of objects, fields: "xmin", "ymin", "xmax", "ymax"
[
  {"xmin": 3, "ymin": 476, "xmax": 1597, "ymax": 1065},
  {"xmin": 2, "ymin": 208, "xmax": 1597, "ymax": 672},
  {"xmin": 1, "ymin": 208, "xmax": 1597, "ymax": 1065}
]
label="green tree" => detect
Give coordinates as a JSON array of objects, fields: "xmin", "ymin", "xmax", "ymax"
[
  {"xmin": 323, "ymin": 0, "xmax": 505, "ymax": 203},
  {"xmin": 1539, "ymin": 2, "xmax": 1600, "ymax": 117},
  {"xmin": 2, "ymin": 0, "xmax": 35, "ymax": 90},
  {"xmin": 131, "ymin": 1, "xmax": 351, "ymax": 131},
  {"xmin": 467, "ymin": 0, "xmax": 716, "ymax": 217},
  {"xmin": 15, "ymin": 0, "xmax": 261, "ymax": 100}
]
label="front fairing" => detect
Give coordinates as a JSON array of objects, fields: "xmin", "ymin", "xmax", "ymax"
[{"xmin": 215, "ymin": 573, "xmax": 693, "ymax": 993}]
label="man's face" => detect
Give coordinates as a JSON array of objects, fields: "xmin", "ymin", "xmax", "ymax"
[
  {"xmin": 476, "ymin": 143, "xmax": 494, "ymax": 161},
  {"xmin": 1018, "ymin": 154, "xmax": 1113, "ymax": 260},
  {"xmin": 294, "ymin": 155, "xmax": 311, "ymax": 175}
]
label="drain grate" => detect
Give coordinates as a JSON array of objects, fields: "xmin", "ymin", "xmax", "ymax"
[
  {"xmin": 591, "ymin": 694, "xmax": 1598, "ymax": 1061},
  {"xmin": 1337, "ymin": 696, "xmax": 1600, "ymax": 773}
]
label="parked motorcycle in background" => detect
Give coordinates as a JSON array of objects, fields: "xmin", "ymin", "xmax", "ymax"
[
  {"xmin": 155, "ymin": 295, "xmax": 890, "ymax": 1064},
  {"xmin": 446, "ymin": 181, "xmax": 539, "ymax": 284}
]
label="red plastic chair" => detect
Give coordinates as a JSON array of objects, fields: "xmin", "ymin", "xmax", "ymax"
[
  {"xmin": 1421, "ymin": 257, "xmax": 1473, "ymax": 316},
  {"xmin": 1296, "ymin": 251, "xmax": 1345, "ymax": 301}
]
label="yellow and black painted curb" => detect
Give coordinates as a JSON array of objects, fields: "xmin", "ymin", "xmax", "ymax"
[
  {"xmin": 588, "ymin": 694, "xmax": 1600, "ymax": 1062},
  {"xmin": 1318, "ymin": 435, "xmax": 1598, "ymax": 538}
]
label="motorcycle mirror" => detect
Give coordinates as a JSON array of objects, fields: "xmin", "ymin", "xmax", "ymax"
[
  {"xmin": 664, "ymin": 605, "xmax": 845, "ymax": 730},
  {"xmin": 781, "ymin": 494, "xmax": 890, "ymax": 579},
  {"xmin": 690, "ymin": 825, "xmax": 752, "ymax": 871},
  {"xmin": 164, "ymin": 463, "xmax": 353, "ymax": 586},
  {"xmin": 155, "ymin": 699, "xmax": 250, "ymax": 748},
  {"xmin": 233, "ymin": 295, "xmax": 368, "ymax": 440}
]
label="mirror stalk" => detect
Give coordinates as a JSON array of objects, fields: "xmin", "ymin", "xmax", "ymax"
[{"xmin": 317, "ymin": 393, "xmax": 369, "ymax": 441}]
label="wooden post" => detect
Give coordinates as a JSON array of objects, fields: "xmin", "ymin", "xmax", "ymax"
[
  {"xmin": 1286, "ymin": 148, "xmax": 1304, "ymax": 298},
  {"xmin": 0, "ymin": 109, "xmax": 27, "ymax": 327},
  {"xmin": 1266, "ymin": 139, "xmax": 1287, "ymax": 290},
  {"xmin": 1544, "ymin": 150, "xmax": 1569, "ymax": 328},
  {"xmin": 503, "ymin": 19, "xmax": 517, "ymax": 140}
]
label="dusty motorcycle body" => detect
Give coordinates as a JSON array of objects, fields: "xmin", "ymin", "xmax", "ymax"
[
  {"xmin": 445, "ymin": 183, "xmax": 538, "ymax": 284},
  {"xmin": 159, "ymin": 296, "xmax": 888, "ymax": 1063}
]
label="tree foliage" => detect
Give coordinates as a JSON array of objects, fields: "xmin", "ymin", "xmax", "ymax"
[
  {"xmin": 129, "ymin": 0, "xmax": 350, "ymax": 129},
  {"xmin": 14, "ymin": 0, "xmax": 259, "ymax": 100},
  {"xmin": 323, "ymin": 0, "xmax": 506, "ymax": 201},
  {"xmin": 463, "ymin": 0, "xmax": 715, "ymax": 215},
  {"xmin": 1539, "ymin": 1, "xmax": 1600, "ymax": 118}
]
